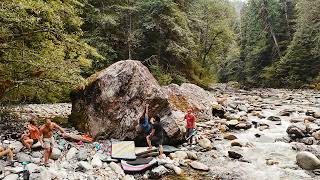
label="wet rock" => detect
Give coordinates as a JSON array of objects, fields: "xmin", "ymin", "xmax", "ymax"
[
  {"xmin": 267, "ymin": 116, "xmax": 281, "ymax": 121},
  {"xmin": 223, "ymin": 133, "xmax": 237, "ymax": 140},
  {"xmin": 189, "ymin": 161, "xmax": 209, "ymax": 171},
  {"xmin": 66, "ymin": 147, "xmax": 78, "ymax": 160},
  {"xmin": 235, "ymin": 122, "xmax": 252, "ymax": 130},
  {"xmin": 78, "ymin": 161, "xmax": 93, "ymax": 171},
  {"xmin": 70, "ymin": 60, "xmax": 217, "ymax": 142},
  {"xmin": 150, "ymin": 165, "xmax": 168, "ymax": 178},
  {"xmin": 266, "ymin": 159, "xmax": 279, "ymax": 165},
  {"xmin": 3, "ymin": 174, "xmax": 19, "ymax": 180},
  {"xmin": 77, "ymin": 149, "xmax": 88, "ymax": 161},
  {"xmin": 278, "ymin": 110, "xmax": 291, "ymax": 116},
  {"xmin": 287, "ymin": 125, "xmax": 307, "ymax": 139},
  {"xmin": 296, "ymin": 151, "xmax": 320, "ymax": 170},
  {"xmin": 16, "ymin": 152, "xmax": 32, "ymax": 162},
  {"xmin": 50, "ymin": 148, "xmax": 61, "ymax": 160},
  {"xmin": 299, "ymin": 137, "xmax": 315, "ymax": 145},
  {"xmin": 228, "ymin": 151, "xmax": 243, "ymax": 159},
  {"xmin": 290, "ymin": 118, "xmax": 304, "ymax": 123},
  {"xmin": 174, "ymin": 151, "xmax": 188, "ymax": 160},
  {"xmin": 231, "ymin": 140, "xmax": 243, "ymax": 147},
  {"xmin": 198, "ymin": 138, "xmax": 213, "ymax": 150},
  {"xmin": 186, "ymin": 151, "xmax": 198, "ymax": 160}
]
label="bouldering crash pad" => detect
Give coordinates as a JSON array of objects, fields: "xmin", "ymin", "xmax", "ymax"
[
  {"xmin": 121, "ymin": 158, "xmax": 157, "ymax": 172},
  {"xmin": 112, "ymin": 141, "xmax": 136, "ymax": 160}
]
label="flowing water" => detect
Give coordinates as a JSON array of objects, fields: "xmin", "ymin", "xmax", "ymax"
[{"xmin": 166, "ymin": 89, "xmax": 320, "ymax": 180}]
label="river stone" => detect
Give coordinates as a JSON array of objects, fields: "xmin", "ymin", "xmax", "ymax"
[
  {"xmin": 10, "ymin": 141, "xmax": 23, "ymax": 153},
  {"xmin": 150, "ymin": 165, "xmax": 168, "ymax": 178},
  {"xmin": 66, "ymin": 147, "xmax": 78, "ymax": 160},
  {"xmin": 290, "ymin": 118, "xmax": 304, "ymax": 123},
  {"xmin": 174, "ymin": 151, "xmax": 188, "ymax": 160},
  {"xmin": 110, "ymin": 162, "xmax": 125, "ymax": 178},
  {"xmin": 300, "ymin": 137, "xmax": 315, "ymax": 145},
  {"xmin": 305, "ymin": 116, "xmax": 316, "ymax": 122},
  {"xmin": 278, "ymin": 110, "xmax": 291, "ymax": 116},
  {"xmin": 31, "ymin": 152, "xmax": 42, "ymax": 158},
  {"xmin": 198, "ymin": 138, "xmax": 213, "ymax": 150},
  {"xmin": 51, "ymin": 148, "xmax": 61, "ymax": 160},
  {"xmin": 228, "ymin": 151, "xmax": 243, "ymax": 159},
  {"xmin": 306, "ymin": 123, "xmax": 320, "ymax": 133},
  {"xmin": 173, "ymin": 166, "xmax": 183, "ymax": 175},
  {"xmin": 313, "ymin": 112, "xmax": 320, "ymax": 119},
  {"xmin": 312, "ymin": 130, "xmax": 320, "ymax": 140},
  {"xmin": 77, "ymin": 149, "xmax": 88, "ymax": 161},
  {"xmin": 227, "ymin": 120, "xmax": 239, "ymax": 127},
  {"xmin": 26, "ymin": 163, "xmax": 40, "ymax": 173},
  {"xmin": 224, "ymin": 133, "xmax": 237, "ymax": 140},
  {"xmin": 91, "ymin": 154, "xmax": 102, "ymax": 168},
  {"xmin": 235, "ymin": 122, "xmax": 252, "ymax": 130},
  {"xmin": 186, "ymin": 151, "xmax": 198, "ymax": 160},
  {"xmin": 123, "ymin": 175, "xmax": 135, "ymax": 180},
  {"xmin": 78, "ymin": 161, "xmax": 93, "ymax": 171},
  {"xmin": 3, "ymin": 174, "xmax": 19, "ymax": 180},
  {"xmin": 267, "ymin": 116, "xmax": 281, "ymax": 121},
  {"xmin": 16, "ymin": 152, "xmax": 32, "ymax": 162},
  {"xmin": 287, "ymin": 125, "xmax": 306, "ymax": 139},
  {"xmin": 189, "ymin": 161, "xmax": 209, "ymax": 171},
  {"xmin": 231, "ymin": 140, "xmax": 243, "ymax": 147},
  {"xmin": 70, "ymin": 60, "xmax": 217, "ymax": 142},
  {"xmin": 296, "ymin": 151, "xmax": 320, "ymax": 170}
]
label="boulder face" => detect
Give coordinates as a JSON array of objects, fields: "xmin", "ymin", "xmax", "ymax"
[{"xmin": 69, "ymin": 60, "xmax": 217, "ymax": 143}]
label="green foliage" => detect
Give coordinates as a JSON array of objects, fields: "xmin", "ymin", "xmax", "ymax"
[
  {"xmin": 0, "ymin": 0, "xmax": 102, "ymax": 104},
  {"xmin": 263, "ymin": 0, "xmax": 320, "ymax": 88}
]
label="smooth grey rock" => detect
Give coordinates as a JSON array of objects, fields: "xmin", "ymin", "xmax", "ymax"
[
  {"xmin": 77, "ymin": 149, "xmax": 88, "ymax": 161},
  {"xmin": 150, "ymin": 165, "xmax": 168, "ymax": 178},
  {"xmin": 16, "ymin": 152, "xmax": 32, "ymax": 162},
  {"xmin": 296, "ymin": 151, "xmax": 320, "ymax": 170},
  {"xmin": 66, "ymin": 147, "xmax": 78, "ymax": 160},
  {"xmin": 189, "ymin": 161, "xmax": 209, "ymax": 171},
  {"xmin": 78, "ymin": 161, "xmax": 93, "ymax": 171},
  {"xmin": 91, "ymin": 154, "xmax": 102, "ymax": 168},
  {"xmin": 26, "ymin": 163, "xmax": 40, "ymax": 173},
  {"xmin": 3, "ymin": 174, "xmax": 19, "ymax": 180},
  {"xmin": 50, "ymin": 148, "xmax": 61, "ymax": 160},
  {"xmin": 198, "ymin": 138, "xmax": 213, "ymax": 150},
  {"xmin": 110, "ymin": 162, "xmax": 125, "ymax": 178}
]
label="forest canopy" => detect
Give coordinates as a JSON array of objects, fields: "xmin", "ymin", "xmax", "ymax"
[{"xmin": 0, "ymin": 0, "xmax": 319, "ymax": 104}]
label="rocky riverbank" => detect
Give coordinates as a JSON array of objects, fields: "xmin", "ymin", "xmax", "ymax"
[{"xmin": 1, "ymin": 85, "xmax": 320, "ymax": 180}]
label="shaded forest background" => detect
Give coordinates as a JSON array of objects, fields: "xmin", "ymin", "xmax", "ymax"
[{"xmin": 0, "ymin": 0, "xmax": 319, "ymax": 104}]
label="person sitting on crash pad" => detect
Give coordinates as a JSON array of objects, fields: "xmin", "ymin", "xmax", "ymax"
[
  {"xmin": 139, "ymin": 104, "xmax": 152, "ymax": 135},
  {"xmin": 146, "ymin": 115, "xmax": 164, "ymax": 158}
]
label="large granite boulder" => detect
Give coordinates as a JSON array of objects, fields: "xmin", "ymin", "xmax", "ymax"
[{"xmin": 69, "ymin": 60, "xmax": 217, "ymax": 143}]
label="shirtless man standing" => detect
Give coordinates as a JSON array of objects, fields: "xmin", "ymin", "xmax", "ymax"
[{"xmin": 40, "ymin": 119, "xmax": 66, "ymax": 165}]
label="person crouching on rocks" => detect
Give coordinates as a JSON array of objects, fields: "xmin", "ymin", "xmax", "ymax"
[
  {"xmin": 22, "ymin": 120, "xmax": 42, "ymax": 151},
  {"xmin": 139, "ymin": 104, "xmax": 152, "ymax": 135},
  {"xmin": 185, "ymin": 108, "xmax": 196, "ymax": 146},
  {"xmin": 146, "ymin": 115, "xmax": 164, "ymax": 158},
  {"xmin": 40, "ymin": 118, "xmax": 66, "ymax": 165}
]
